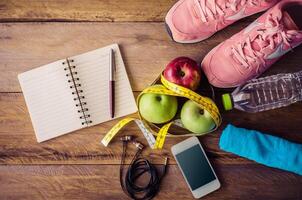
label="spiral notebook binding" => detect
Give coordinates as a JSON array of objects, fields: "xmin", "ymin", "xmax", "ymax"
[{"xmin": 63, "ymin": 59, "xmax": 92, "ymax": 126}]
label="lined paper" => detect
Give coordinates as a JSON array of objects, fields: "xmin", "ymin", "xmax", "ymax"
[
  {"xmin": 69, "ymin": 44, "xmax": 137, "ymax": 126},
  {"xmin": 18, "ymin": 44, "xmax": 137, "ymax": 142},
  {"xmin": 18, "ymin": 60, "xmax": 83, "ymax": 142}
]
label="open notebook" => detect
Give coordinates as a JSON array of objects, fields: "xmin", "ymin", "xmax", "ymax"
[{"xmin": 18, "ymin": 44, "xmax": 137, "ymax": 142}]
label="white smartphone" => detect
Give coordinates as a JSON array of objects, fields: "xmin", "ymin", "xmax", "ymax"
[{"xmin": 171, "ymin": 136, "xmax": 220, "ymax": 199}]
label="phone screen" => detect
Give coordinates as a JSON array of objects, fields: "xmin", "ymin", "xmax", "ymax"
[{"xmin": 175, "ymin": 144, "xmax": 216, "ymax": 190}]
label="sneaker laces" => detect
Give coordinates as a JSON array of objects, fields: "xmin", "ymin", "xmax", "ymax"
[
  {"xmin": 195, "ymin": 0, "xmax": 259, "ymax": 22},
  {"xmin": 231, "ymin": 13, "xmax": 302, "ymax": 71}
]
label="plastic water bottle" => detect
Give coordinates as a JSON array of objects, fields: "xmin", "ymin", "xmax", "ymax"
[{"xmin": 221, "ymin": 71, "xmax": 302, "ymax": 113}]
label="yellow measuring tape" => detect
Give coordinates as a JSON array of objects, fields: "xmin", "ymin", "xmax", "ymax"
[{"xmin": 101, "ymin": 74, "xmax": 222, "ymax": 149}]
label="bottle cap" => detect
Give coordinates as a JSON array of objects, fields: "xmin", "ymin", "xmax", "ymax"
[{"xmin": 222, "ymin": 94, "xmax": 233, "ymax": 111}]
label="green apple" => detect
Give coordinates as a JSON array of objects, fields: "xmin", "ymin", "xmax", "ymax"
[
  {"xmin": 139, "ymin": 87, "xmax": 178, "ymax": 124},
  {"xmin": 181, "ymin": 100, "xmax": 215, "ymax": 134}
]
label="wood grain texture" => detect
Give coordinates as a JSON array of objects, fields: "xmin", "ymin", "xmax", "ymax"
[
  {"xmin": 1, "ymin": 1, "xmax": 302, "ymax": 199},
  {"xmin": 1, "ymin": 92, "xmax": 302, "ymax": 164},
  {"xmin": 0, "ymin": 0, "xmax": 262, "ymax": 22},
  {"xmin": 0, "ymin": 0, "xmax": 176, "ymax": 22},
  {"xmin": 1, "ymin": 22, "xmax": 302, "ymax": 92},
  {"xmin": 0, "ymin": 164, "xmax": 301, "ymax": 200}
]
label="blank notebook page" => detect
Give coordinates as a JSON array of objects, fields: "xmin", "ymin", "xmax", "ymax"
[
  {"xmin": 18, "ymin": 60, "xmax": 84, "ymax": 142},
  {"xmin": 69, "ymin": 44, "xmax": 137, "ymax": 126}
]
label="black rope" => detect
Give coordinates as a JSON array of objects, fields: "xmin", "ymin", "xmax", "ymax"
[{"xmin": 120, "ymin": 140, "xmax": 167, "ymax": 200}]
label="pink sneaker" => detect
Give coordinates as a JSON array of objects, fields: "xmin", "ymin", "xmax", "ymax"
[
  {"xmin": 165, "ymin": 0, "xmax": 279, "ymax": 43},
  {"xmin": 202, "ymin": 0, "xmax": 302, "ymax": 88}
]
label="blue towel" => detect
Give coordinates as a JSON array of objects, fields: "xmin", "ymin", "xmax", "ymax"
[{"xmin": 219, "ymin": 124, "xmax": 302, "ymax": 176}]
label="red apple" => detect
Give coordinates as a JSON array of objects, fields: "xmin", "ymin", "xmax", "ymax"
[{"xmin": 163, "ymin": 57, "xmax": 201, "ymax": 90}]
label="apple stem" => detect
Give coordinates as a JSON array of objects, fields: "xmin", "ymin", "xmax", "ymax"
[
  {"xmin": 179, "ymin": 70, "xmax": 185, "ymax": 77},
  {"xmin": 199, "ymin": 109, "xmax": 204, "ymax": 115}
]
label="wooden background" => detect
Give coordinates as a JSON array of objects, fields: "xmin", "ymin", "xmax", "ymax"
[{"xmin": 0, "ymin": 0, "xmax": 302, "ymax": 199}]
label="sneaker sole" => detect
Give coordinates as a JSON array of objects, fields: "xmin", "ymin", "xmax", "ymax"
[
  {"xmin": 165, "ymin": 21, "xmax": 213, "ymax": 44},
  {"xmin": 165, "ymin": 22, "xmax": 175, "ymax": 42}
]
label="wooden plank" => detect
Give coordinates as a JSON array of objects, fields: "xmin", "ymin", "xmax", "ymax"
[
  {"xmin": 2, "ymin": 22, "xmax": 302, "ymax": 92},
  {"xmin": 0, "ymin": 0, "xmax": 261, "ymax": 22},
  {"xmin": 1, "ymin": 92, "xmax": 302, "ymax": 164},
  {"xmin": 0, "ymin": 0, "xmax": 176, "ymax": 22},
  {"xmin": 0, "ymin": 164, "xmax": 301, "ymax": 200},
  {"xmin": 0, "ymin": 92, "xmax": 235, "ymax": 165}
]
